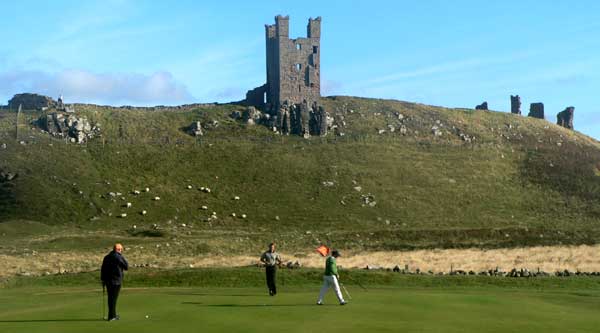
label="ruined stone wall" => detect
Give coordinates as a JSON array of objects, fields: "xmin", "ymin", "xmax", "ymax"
[
  {"xmin": 245, "ymin": 84, "xmax": 267, "ymax": 109},
  {"xmin": 557, "ymin": 106, "xmax": 575, "ymax": 130}
]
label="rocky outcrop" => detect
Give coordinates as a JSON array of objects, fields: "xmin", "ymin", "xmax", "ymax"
[
  {"xmin": 510, "ymin": 95, "xmax": 521, "ymax": 115},
  {"xmin": 277, "ymin": 102, "xmax": 292, "ymax": 135},
  {"xmin": 475, "ymin": 102, "xmax": 488, "ymax": 110},
  {"xmin": 310, "ymin": 102, "xmax": 328, "ymax": 137},
  {"xmin": 8, "ymin": 93, "xmax": 55, "ymax": 110},
  {"xmin": 557, "ymin": 106, "xmax": 575, "ymax": 130},
  {"xmin": 299, "ymin": 100, "xmax": 311, "ymax": 138},
  {"xmin": 528, "ymin": 103, "xmax": 545, "ymax": 119},
  {"xmin": 187, "ymin": 121, "xmax": 203, "ymax": 137},
  {"xmin": 0, "ymin": 168, "xmax": 18, "ymax": 183},
  {"xmin": 234, "ymin": 101, "xmax": 330, "ymax": 138},
  {"xmin": 35, "ymin": 113, "xmax": 100, "ymax": 143},
  {"xmin": 242, "ymin": 106, "xmax": 262, "ymax": 125}
]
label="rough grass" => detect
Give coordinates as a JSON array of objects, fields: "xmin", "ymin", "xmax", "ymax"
[
  {"xmin": 4, "ymin": 267, "xmax": 600, "ymax": 289},
  {"xmin": 1, "ymin": 96, "xmax": 600, "ymax": 261}
]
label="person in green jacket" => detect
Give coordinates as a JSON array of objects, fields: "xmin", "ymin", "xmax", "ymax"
[{"xmin": 317, "ymin": 250, "xmax": 347, "ymax": 305}]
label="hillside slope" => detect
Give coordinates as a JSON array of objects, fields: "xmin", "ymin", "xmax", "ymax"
[{"xmin": 1, "ymin": 96, "xmax": 599, "ymax": 256}]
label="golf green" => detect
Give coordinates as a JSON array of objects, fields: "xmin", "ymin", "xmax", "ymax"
[{"xmin": 1, "ymin": 286, "xmax": 599, "ymax": 332}]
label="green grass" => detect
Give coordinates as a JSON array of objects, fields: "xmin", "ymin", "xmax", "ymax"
[
  {"xmin": 1, "ymin": 96, "xmax": 600, "ymax": 255},
  {"xmin": 2, "ymin": 269, "xmax": 600, "ymax": 332},
  {"xmin": 1, "ymin": 279, "xmax": 599, "ymax": 332}
]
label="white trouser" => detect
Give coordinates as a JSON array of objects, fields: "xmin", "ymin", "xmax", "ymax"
[{"xmin": 318, "ymin": 275, "xmax": 345, "ymax": 303}]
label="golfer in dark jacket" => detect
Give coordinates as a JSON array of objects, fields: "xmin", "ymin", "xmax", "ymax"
[{"xmin": 101, "ymin": 243, "xmax": 128, "ymax": 321}]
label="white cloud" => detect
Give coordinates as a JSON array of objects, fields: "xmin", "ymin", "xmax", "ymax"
[{"xmin": 0, "ymin": 69, "xmax": 194, "ymax": 106}]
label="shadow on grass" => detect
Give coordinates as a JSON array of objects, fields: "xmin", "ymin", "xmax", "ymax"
[
  {"xmin": 169, "ymin": 292, "xmax": 266, "ymax": 297},
  {"xmin": 182, "ymin": 302, "xmax": 328, "ymax": 307},
  {"xmin": 0, "ymin": 318, "xmax": 102, "ymax": 323}
]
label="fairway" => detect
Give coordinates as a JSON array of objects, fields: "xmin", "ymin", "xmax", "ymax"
[{"xmin": 1, "ymin": 286, "xmax": 599, "ymax": 333}]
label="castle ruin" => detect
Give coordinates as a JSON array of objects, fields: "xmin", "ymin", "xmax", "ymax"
[
  {"xmin": 244, "ymin": 15, "xmax": 327, "ymax": 137},
  {"xmin": 246, "ymin": 15, "xmax": 321, "ymax": 110}
]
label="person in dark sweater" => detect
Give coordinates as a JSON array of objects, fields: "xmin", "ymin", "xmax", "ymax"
[
  {"xmin": 101, "ymin": 243, "xmax": 129, "ymax": 321},
  {"xmin": 260, "ymin": 242, "xmax": 282, "ymax": 296}
]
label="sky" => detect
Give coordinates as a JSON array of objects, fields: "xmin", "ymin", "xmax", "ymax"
[{"xmin": 0, "ymin": 0, "xmax": 598, "ymax": 139}]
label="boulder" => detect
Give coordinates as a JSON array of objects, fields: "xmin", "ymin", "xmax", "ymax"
[
  {"xmin": 187, "ymin": 121, "xmax": 203, "ymax": 137},
  {"xmin": 431, "ymin": 126, "xmax": 443, "ymax": 137},
  {"xmin": 230, "ymin": 111, "xmax": 242, "ymax": 120},
  {"xmin": 0, "ymin": 169, "xmax": 18, "ymax": 183},
  {"xmin": 243, "ymin": 106, "xmax": 262, "ymax": 125}
]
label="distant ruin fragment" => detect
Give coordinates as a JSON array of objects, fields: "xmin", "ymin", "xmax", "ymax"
[
  {"xmin": 557, "ymin": 106, "xmax": 575, "ymax": 130},
  {"xmin": 510, "ymin": 95, "xmax": 521, "ymax": 115},
  {"xmin": 528, "ymin": 103, "xmax": 545, "ymax": 119},
  {"xmin": 475, "ymin": 102, "xmax": 488, "ymax": 110},
  {"xmin": 8, "ymin": 93, "xmax": 74, "ymax": 112},
  {"xmin": 8, "ymin": 93, "xmax": 55, "ymax": 110}
]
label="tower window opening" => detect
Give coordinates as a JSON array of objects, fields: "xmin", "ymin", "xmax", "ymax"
[
  {"xmin": 295, "ymin": 64, "xmax": 302, "ymax": 71},
  {"xmin": 313, "ymin": 46, "xmax": 318, "ymax": 54},
  {"xmin": 296, "ymin": 43, "xmax": 302, "ymax": 50}
]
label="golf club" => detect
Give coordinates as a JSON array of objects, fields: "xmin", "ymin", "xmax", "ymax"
[{"xmin": 340, "ymin": 282, "xmax": 352, "ymax": 300}]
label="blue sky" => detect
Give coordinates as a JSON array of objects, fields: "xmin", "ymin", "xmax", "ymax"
[{"xmin": 1, "ymin": 0, "xmax": 598, "ymax": 139}]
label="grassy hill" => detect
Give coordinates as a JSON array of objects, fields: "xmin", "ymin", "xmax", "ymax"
[{"xmin": 1, "ymin": 96, "xmax": 600, "ymax": 257}]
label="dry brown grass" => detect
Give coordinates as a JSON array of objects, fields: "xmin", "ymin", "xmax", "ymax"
[{"xmin": 3, "ymin": 245, "xmax": 600, "ymax": 278}]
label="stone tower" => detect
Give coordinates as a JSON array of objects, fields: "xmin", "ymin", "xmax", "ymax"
[
  {"xmin": 510, "ymin": 95, "xmax": 521, "ymax": 115},
  {"xmin": 246, "ymin": 15, "xmax": 321, "ymax": 111},
  {"xmin": 528, "ymin": 103, "xmax": 545, "ymax": 119}
]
